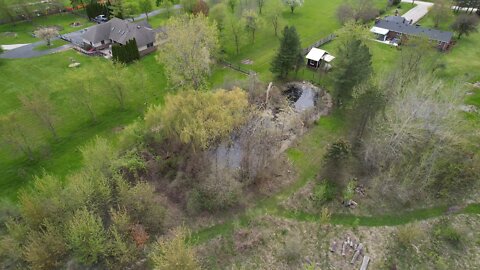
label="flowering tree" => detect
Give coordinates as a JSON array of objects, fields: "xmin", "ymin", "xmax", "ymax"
[{"xmin": 34, "ymin": 27, "xmax": 59, "ymax": 46}]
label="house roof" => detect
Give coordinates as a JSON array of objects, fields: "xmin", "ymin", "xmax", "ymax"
[
  {"xmin": 323, "ymin": 54, "xmax": 335, "ymax": 63},
  {"xmin": 82, "ymin": 18, "xmax": 156, "ymax": 48},
  {"xmin": 370, "ymin": 26, "xmax": 389, "ymax": 35},
  {"xmin": 375, "ymin": 18, "xmax": 453, "ymax": 43},
  {"xmin": 384, "ymin": 15, "xmax": 407, "ymax": 24},
  {"xmin": 306, "ymin": 48, "xmax": 327, "ymax": 61}
]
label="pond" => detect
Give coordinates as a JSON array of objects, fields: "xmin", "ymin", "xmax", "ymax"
[{"xmin": 283, "ymin": 83, "xmax": 319, "ymax": 112}]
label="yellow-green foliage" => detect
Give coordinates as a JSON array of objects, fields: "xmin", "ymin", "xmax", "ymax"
[
  {"xmin": 157, "ymin": 13, "xmax": 219, "ymax": 90},
  {"xmin": 19, "ymin": 174, "xmax": 66, "ymax": 229},
  {"xmin": 149, "ymin": 227, "xmax": 200, "ymax": 270},
  {"xmin": 66, "ymin": 208, "xmax": 108, "ymax": 266},
  {"xmin": 23, "ymin": 222, "xmax": 67, "ymax": 270},
  {"xmin": 145, "ymin": 88, "xmax": 249, "ymax": 150}
]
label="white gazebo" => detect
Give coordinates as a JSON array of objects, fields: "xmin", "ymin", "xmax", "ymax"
[{"xmin": 305, "ymin": 48, "xmax": 335, "ymax": 69}]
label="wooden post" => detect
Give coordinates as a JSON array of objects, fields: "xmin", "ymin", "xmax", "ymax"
[{"xmin": 265, "ymin": 82, "xmax": 273, "ymax": 106}]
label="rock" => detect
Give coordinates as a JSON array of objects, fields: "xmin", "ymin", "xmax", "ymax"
[
  {"xmin": 459, "ymin": 105, "xmax": 478, "ymax": 113},
  {"xmin": 68, "ymin": 62, "xmax": 81, "ymax": 68}
]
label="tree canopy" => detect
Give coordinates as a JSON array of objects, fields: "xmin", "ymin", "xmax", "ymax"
[
  {"xmin": 270, "ymin": 26, "xmax": 304, "ymax": 79},
  {"xmin": 157, "ymin": 14, "xmax": 219, "ymax": 90},
  {"xmin": 145, "ymin": 88, "xmax": 249, "ymax": 150}
]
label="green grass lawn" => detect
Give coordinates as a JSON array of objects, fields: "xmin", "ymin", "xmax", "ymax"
[
  {"xmin": 0, "ymin": 12, "xmax": 93, "ymax": 45},
  {"xmin": 0, "ymin": 50, "xmax": 168, "ymax": 201},
  {"xmin": 418, "ymin": 11, "xmax": 480, "ymax": 82},
  {"xmin": 214, "ymin": 0, "xmax": 395, "ymax": 82},
  {"xmin": 33, "ymin": 39, "xmax": 69, "ymax": 51}
]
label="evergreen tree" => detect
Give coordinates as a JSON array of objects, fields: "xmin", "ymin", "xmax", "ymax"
[
  {"xmin": 331, "ymin": 38, "xmax": 372, "ymax": 106},
  {"xmin": 270, "ymin": 26, "xmax": 304, "ymax": 79}
]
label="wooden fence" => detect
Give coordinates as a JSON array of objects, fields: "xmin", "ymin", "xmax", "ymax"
[
  {"xmin": 303, "ymin": 34, "xmax": 336, "ymax": 55},
  {"xmin": 219, "ymin": 60, "xmax": 256, "ymax": 76}
]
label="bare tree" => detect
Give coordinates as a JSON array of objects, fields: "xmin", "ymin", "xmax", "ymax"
[
  {"xmin": 266, "ymin": 0, "xmax": 284, "ymax": 36},
  {"xmin": 19, "ymin": 92, "xmax": 59, "ymax": 140},
  {"xmin": 226, "ymin": 15, "xmax": 245, "ymax": 55},
  {"xmin": 104, "ymin": 63, "xmax": 130, "ymax": 110},
  {"xmin": 256, "ymin": 0, "xmax": 266, "ymax": 14},
  {"xmin": 0, "ymin": 114, "xmax": 37, "ymax": 160},
  {"xmin": 71, "ymin": 80, "xmax": 99, "ymax": 123}
]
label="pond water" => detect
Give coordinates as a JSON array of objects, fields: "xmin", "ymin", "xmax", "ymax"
[{"xmin": 284, "ymin": 83, "xmax": 318, "ymax": 112}]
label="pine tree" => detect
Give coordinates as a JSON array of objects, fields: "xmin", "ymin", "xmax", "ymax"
[
  {"xmin": 270, "ymin": 26, "xmax": 304, "ymax": 79},
  {"xmin": 331, "ymin": 38, "xmax": 372, "ymax": 106}
]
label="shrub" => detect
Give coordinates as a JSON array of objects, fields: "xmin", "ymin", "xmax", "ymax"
[
  {"xmin": 23, "ymin": 222, "xmax": 67, "ymax": 270},
  {"xmin": 281, "ymin": 232, "xmax": 302, "ymax": 264},
  {"xmin": 433, "ymin": 220, "xmax": 462, "ymax": 246},
  {"xmin": 117, "ymin": 181, "xmax": 166, "ymax": 234},
  {"xmin": 197, "ymin": 172, "xmax": 242, "ymax": 211},
  {"xmin": 66, "ymin": 208, "xmax": 108, "ymax": 266},
  {"xmin": 149, "ymin": 227, "xmax": 200, "ymax": 270},
  {"xmin": 19, "ymin": 174, "xmax": 68, "ymax": 229},
  {"xmin": 396, "ymin": 224, "xmax": 424, "ymax": 248},
  {"xmin": 311, "ymin": 181, "xmax": 335, "ymax": 205},
  {"xmin": 324, "ymin": 139, "xmax": 351, "ymax": 161},
  {"xmin": 343, "ymin": 179, "xmax": 356, "ymax": 201}
]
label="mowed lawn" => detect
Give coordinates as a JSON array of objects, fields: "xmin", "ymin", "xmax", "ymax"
[
  {"xmin": 418, "ymin": 12, "xmax": 480, "ymax": 82},
  {"xmin": 0, "ymin": 12, "xmax": 93, "ymax": 45},
  {"xmin": 0, "ymin": 50, "xmax": 168, "ymax": 200},
  {"xmin": 217, "ymin": 0, "xmax": 391, "ymax": 81}
]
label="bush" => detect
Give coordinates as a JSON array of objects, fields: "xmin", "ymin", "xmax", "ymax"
[
  {"xmin": 281, "ymin": 232, "xmax": 302, "ymax": 264},
  {"xmin": 23, "ymin": 222, "xmax": 67, "ymax": 270},
  {"xmin": 389, "ymin": 0, "xmax": 401, "ymax": 6},
  {"xmin": 311, "ymin": 181, "xmax": 335, "ymax": 205},
  {"xmin": 117, "ymin": 181, "xmax": 166, "ymax": 234},
  {"xmin": 196, "ymin": 172, "xmax": 242, "ymax": 211},
  {"xmin": 396, "ymin": 224, "xmax": 424, "ymax": 248},
  {"xmin": 66, "ymin": 208, "xmax": 108, "ymax": 266},
  {"xmin": 343, "ymin": 179, "xmax": 356, "ymax": 201},
  {"xmin": 149, "ymin": 227, "xmax": 200, "ymax": 270},
  {"xmin": 433, "ymin": 219, "xmax": 462, "ymax": 246},
  {"xmin": 325, "ymin": 139, "xmax": 351, "ymax": 161}
]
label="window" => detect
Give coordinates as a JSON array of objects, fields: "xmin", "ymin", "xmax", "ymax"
[
  {"xmin": 147, "ymin": 42, "xmax": 154, "ymax": 48},
  {"xmin": 101, "ymin": 40, "xmax": 105, "ymax": 45}
]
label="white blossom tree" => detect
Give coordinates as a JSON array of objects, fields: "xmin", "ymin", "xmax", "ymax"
[
  {"xmin": 34, "ymin": 27, "xmax": 59, "ymax": 46},
  {"xmin": 283, "ymin": 0, "xmax": 304, "ymax": 13}
]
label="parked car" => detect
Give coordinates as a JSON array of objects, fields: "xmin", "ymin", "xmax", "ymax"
[{"xmin": 93, "ymin": 15, "xmax": 108, "ymax": 23}]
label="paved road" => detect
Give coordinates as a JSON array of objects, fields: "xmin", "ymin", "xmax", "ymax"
[
  {"xmin": 0, "ymin": 5, "xmax": 182, "ymax": 59},
  {"xmin": 0, "ymin": 39, "xmax": 73, "ymax": 58},
  {"xmin": 131, "ymin": 4, "xmax": 182, "ymax": 21},
  {"xmin": 401, "ymin": 0, "xmax": 434, "ymax": 24}
]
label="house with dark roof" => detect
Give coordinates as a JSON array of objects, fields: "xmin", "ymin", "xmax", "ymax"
[
  {"xmin": 81, "ymin": 18, "xmax": 164, "ymax": 57},
  {"xmin": 370, "ymin": 16, "xmax": 453, "ymax": 51}
]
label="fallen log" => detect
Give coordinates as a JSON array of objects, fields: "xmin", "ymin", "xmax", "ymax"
[{"xmin": 360, "ymin": 255, "xmax": 370, "ymax": 270}]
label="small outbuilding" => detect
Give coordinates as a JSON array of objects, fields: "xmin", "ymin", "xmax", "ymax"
[{"xmin": 305, "ymin": 48, "xmax": 335, "ymax": 69}]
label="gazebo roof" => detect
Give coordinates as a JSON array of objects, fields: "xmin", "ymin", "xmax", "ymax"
[{"xmin": 305, "ymin": 48, "xmax": 327, "ymax": 61}]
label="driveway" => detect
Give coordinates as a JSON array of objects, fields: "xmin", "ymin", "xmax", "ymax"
[
  {"xmin": 132, "ymin": 4, "xmax": 182, "ymax": 21},
  {"xmin": 0, "ymin": 40, "xmax": 72, "ymax": 58},
  {"xmin": 0, "ymin": 5, "xmax": 182, "ymax": 59},
  {"xmin": 401, "ymin": 0, "xmax": 434, "ymax": 24}
]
